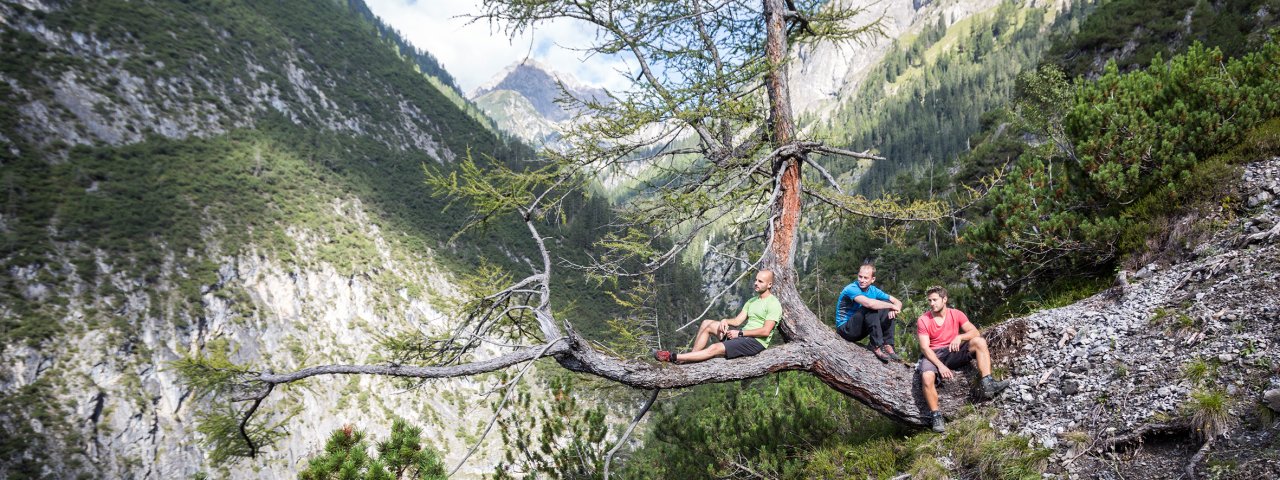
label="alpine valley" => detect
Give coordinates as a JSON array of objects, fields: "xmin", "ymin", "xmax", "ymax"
[{"xmin": 3, "ymin": 0, "xmax": 1280, "ymax": 479}]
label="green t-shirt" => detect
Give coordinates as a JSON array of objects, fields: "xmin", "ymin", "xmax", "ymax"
[{"xmin": 742, "ymin": 295, "xmax": 783, "ymax": 348}]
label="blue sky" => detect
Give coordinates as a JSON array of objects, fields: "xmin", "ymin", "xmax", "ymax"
[{"xmin": 365, "ymin": 0, "xmax": 633, "ymax": 94}]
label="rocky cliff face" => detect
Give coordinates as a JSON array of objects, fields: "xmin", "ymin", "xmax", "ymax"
[
  {"xmin": 3, "ymin": 200, "xmax": 520, "ymax": 478},
  {"xmin": 471, "ymin": 89, "xmax": 564, "ymax": 147},
  {"xmin": 0, "ymin": 1, "xmax": 536, "ymax": 478},
  {"xmin": 979, "ymin": 159, "xmax": 1280, "ymax": 477}
]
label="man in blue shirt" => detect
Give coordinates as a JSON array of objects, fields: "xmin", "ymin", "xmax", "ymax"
[{"xmin": 834, "ymin": 263, "xmax": 904, "ymax": 362}]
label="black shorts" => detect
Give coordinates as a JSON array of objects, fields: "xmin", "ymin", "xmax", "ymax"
[
  {"xmin": 916, "ymin": 342, "xmax": 974, "ymax": 374},
  {"xmin": 724, "ymin": 337, "xmax": 765, "ymax": 359}
]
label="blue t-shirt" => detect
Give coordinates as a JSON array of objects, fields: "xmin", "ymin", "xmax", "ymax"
[{"xmin": 834, "ymin": 283, "xmax": 891, "ymax": 328}]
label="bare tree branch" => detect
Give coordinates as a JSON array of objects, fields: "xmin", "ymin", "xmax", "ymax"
[
  {"xmin": 603, "ymin": 388, "xmax": 660, "ymax": 480},
  {"xmin": 239, "ymin": 383, "xmax": 273, "ymax": 457},
  {"xmin": 255, "ymin": 342, "xmax": 570, "ymax": 385}
]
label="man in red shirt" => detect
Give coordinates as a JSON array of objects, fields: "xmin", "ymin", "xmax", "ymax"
[{"xmin": 916, "ymin": 285, "xmax": 1009, "ymax": 432}]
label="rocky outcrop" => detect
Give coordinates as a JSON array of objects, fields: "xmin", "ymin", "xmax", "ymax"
[
  {"xmin": 980, "ymin": 159, "xmax": 1280, "ymax": 477},
  {"xmin": 471, "ymin": 89, "xmax": 563, "ymax": 146}
]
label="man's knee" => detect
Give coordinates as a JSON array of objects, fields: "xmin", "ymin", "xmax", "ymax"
[
  {"xmin": 921, "ymin": 371, "xmax": 937, "ymax": 387},
  {"xmin": 700, "ymin": 319, "xmax": 718, "ymax": 331},
  {"xmin": 708, "ymin": 343, "xmax": 726, "ymax": 357},
  {"xmin": 969, "ymin": 336, "xmax": 989, "ymax": 351}
]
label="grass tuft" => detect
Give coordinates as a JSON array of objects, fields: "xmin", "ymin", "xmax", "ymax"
[
  {"xmin": 1186, "ymin": 389, "xmax": 1232, "ymax": 441},
  {"xmin": 1181, "ymin": 357, "xmax": 1217, "ymax": 386}
]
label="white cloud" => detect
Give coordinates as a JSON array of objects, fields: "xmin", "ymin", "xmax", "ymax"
[{"xmin": 364, "ymin": 0, "xmax": 634, "ymax": 95}]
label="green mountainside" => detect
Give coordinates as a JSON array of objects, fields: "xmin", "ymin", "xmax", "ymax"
[
  {"xmin": 1045, "ymin": 0, "xmax": 1280, "ymax": 78},
  {"xmin": 809, "ymin": 0, "xmax": 1089, "ymax": 194}
]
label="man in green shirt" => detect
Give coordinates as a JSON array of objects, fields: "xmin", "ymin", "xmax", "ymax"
[{"xmin": 654, "ymin": 270, "xmax": 782, "ymax": 363}]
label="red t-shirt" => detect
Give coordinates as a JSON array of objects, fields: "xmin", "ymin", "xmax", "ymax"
[{"xmin": 916, "ymin": 308, "xmax": 969, "ymax": 350}]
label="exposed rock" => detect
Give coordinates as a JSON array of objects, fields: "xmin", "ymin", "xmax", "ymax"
[
  {"xmin": 1265, "ymin": 389, "xmax": 1280, "ymax": 413},
  {"xmin": 1062, "ymin": 380, "xmax": 1079, "ymax": 396},
  {"xmin": 983, "ymin": 159, "xmax": 1280, "ymax": 477}
]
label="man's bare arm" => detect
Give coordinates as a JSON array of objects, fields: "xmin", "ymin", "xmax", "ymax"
[
  {"xmin": 948, "ymin": 321, "xmax": 980, "ymax": 352},
  {"xmin": 738, "ymin": 320, "xmax": 777, "ymax": 339},
  {"xmin": 854, "ymin": 295, "xmax": 898, "ymax": 311},
  {"xmin": 722, "ymin": 307, "xmax": 750, "ymax": 327}
]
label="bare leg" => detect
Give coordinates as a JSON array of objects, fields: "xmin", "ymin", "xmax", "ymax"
[
  {"xmin": 693, "ymin": 319, "xmax": 719, "ymax": 351},
  {"xmin": 921, "ymin": 371, "xmax": 940, "ymax": 411},
  {"xmin": 969, "ymin": 336, "xmax": 992, "ymax": 377},
  {"xmin": 676, "ymin": 342, "xmax": 726, "ymax": 363}
]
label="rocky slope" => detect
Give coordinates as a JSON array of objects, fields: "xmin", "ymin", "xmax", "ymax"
[{"xmin": 979, "ymin": 159, "xmax": 1280, "ymax": 477}]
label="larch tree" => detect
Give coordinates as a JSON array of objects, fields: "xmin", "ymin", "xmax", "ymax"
[{"xmin": 179, "ymin": 0, "xmax": 999, "ymax": 471}]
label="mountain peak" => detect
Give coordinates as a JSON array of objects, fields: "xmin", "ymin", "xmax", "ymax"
[{"xmin": 470, "ymin": 60, "xmax": 607, "ymax": 122}]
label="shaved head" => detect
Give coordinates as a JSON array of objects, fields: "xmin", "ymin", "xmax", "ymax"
[{"xmin": 753, "ymin": 269, "xmax": 774, "ymax": 294}]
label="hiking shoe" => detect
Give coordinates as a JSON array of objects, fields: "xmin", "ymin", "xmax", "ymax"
[
  {"xmin": 882, "ymin": 344, "xmax": 904, "ymax": 363},
  {"xmin": 653, "ymin": 350, "xmax": 675, "ymax": 363},
  {"xmin": 981, "ymin": 376, "xmax": 1010, "ymax": 399},
  {"xmin": 930, "ymin": 411, "xmax": 946, "ymax": 433},
  {"xmin": 873, "ymin": 346, "xmax": 892, "ymax": 363}
]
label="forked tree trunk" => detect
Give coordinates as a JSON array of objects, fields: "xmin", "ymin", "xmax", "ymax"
[{"xmin": 563, "ymin": 0, "xmax": 981, "ymax": 426}]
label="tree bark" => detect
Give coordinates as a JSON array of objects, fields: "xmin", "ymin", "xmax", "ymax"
[{"xmin": 763, "ymin": 0, "xmax": 802, "ymax": 267}]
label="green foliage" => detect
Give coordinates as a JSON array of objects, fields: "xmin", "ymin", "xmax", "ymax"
[
  {"xmin": 973, "ymin": 39, "xmax": 1280, "ymax": 287},
  {"xmin": 623, "ymin": 377, "xmax": 1049, "ymax": 480},
  {"xmin": 931, "ymin": 408, "xmax": 1051, "ymax": 479},
  {"xmin": 1182, "ymin": 357, "xmax": 1217, "ymax": 386},
  {"xmin": 196, "ymin": 406, "xmax": 288, "ymax": 464},
  {"xmin": 1048, "ymin": 0, "xmax": 1196, "ymax": 76},
  {"xmin": 799, "ymin": 438, "xmax": 904, "ymax": 479},
  {"xmin": 170, "ymin": 338, "xmax": 252, "ymax": 399},
  {"xmin": 0, "ymin": 0, "xmax": 714, "ymax": 475},
  {"xmin": 422, "ymin": 153, "xmax": 567, "ymax": 240},
  {"xmin": 0, "ymin": 378, "xmax": 79, "ymax": 479},
  {"xmin": 620, "ymin": 372, "xmax": 905, "ymax": 478},
  {"xmin": 171, "ymin": 339, "xmax": 290, "ymax": 462},
  {"xmin": 1048, "ymin": 0, "xmax": 1280, "ymax": 78},
  {"xmin": 495, "ymin": 370, "xmax": 613, "ymax": 479},
  {"xmin": 298, "ymin": 419, "xmax": 446, "ymax": 480},
  {"xmin": 1070, "ymin": 44, "xmax": 1280, "ymax": 202}
]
